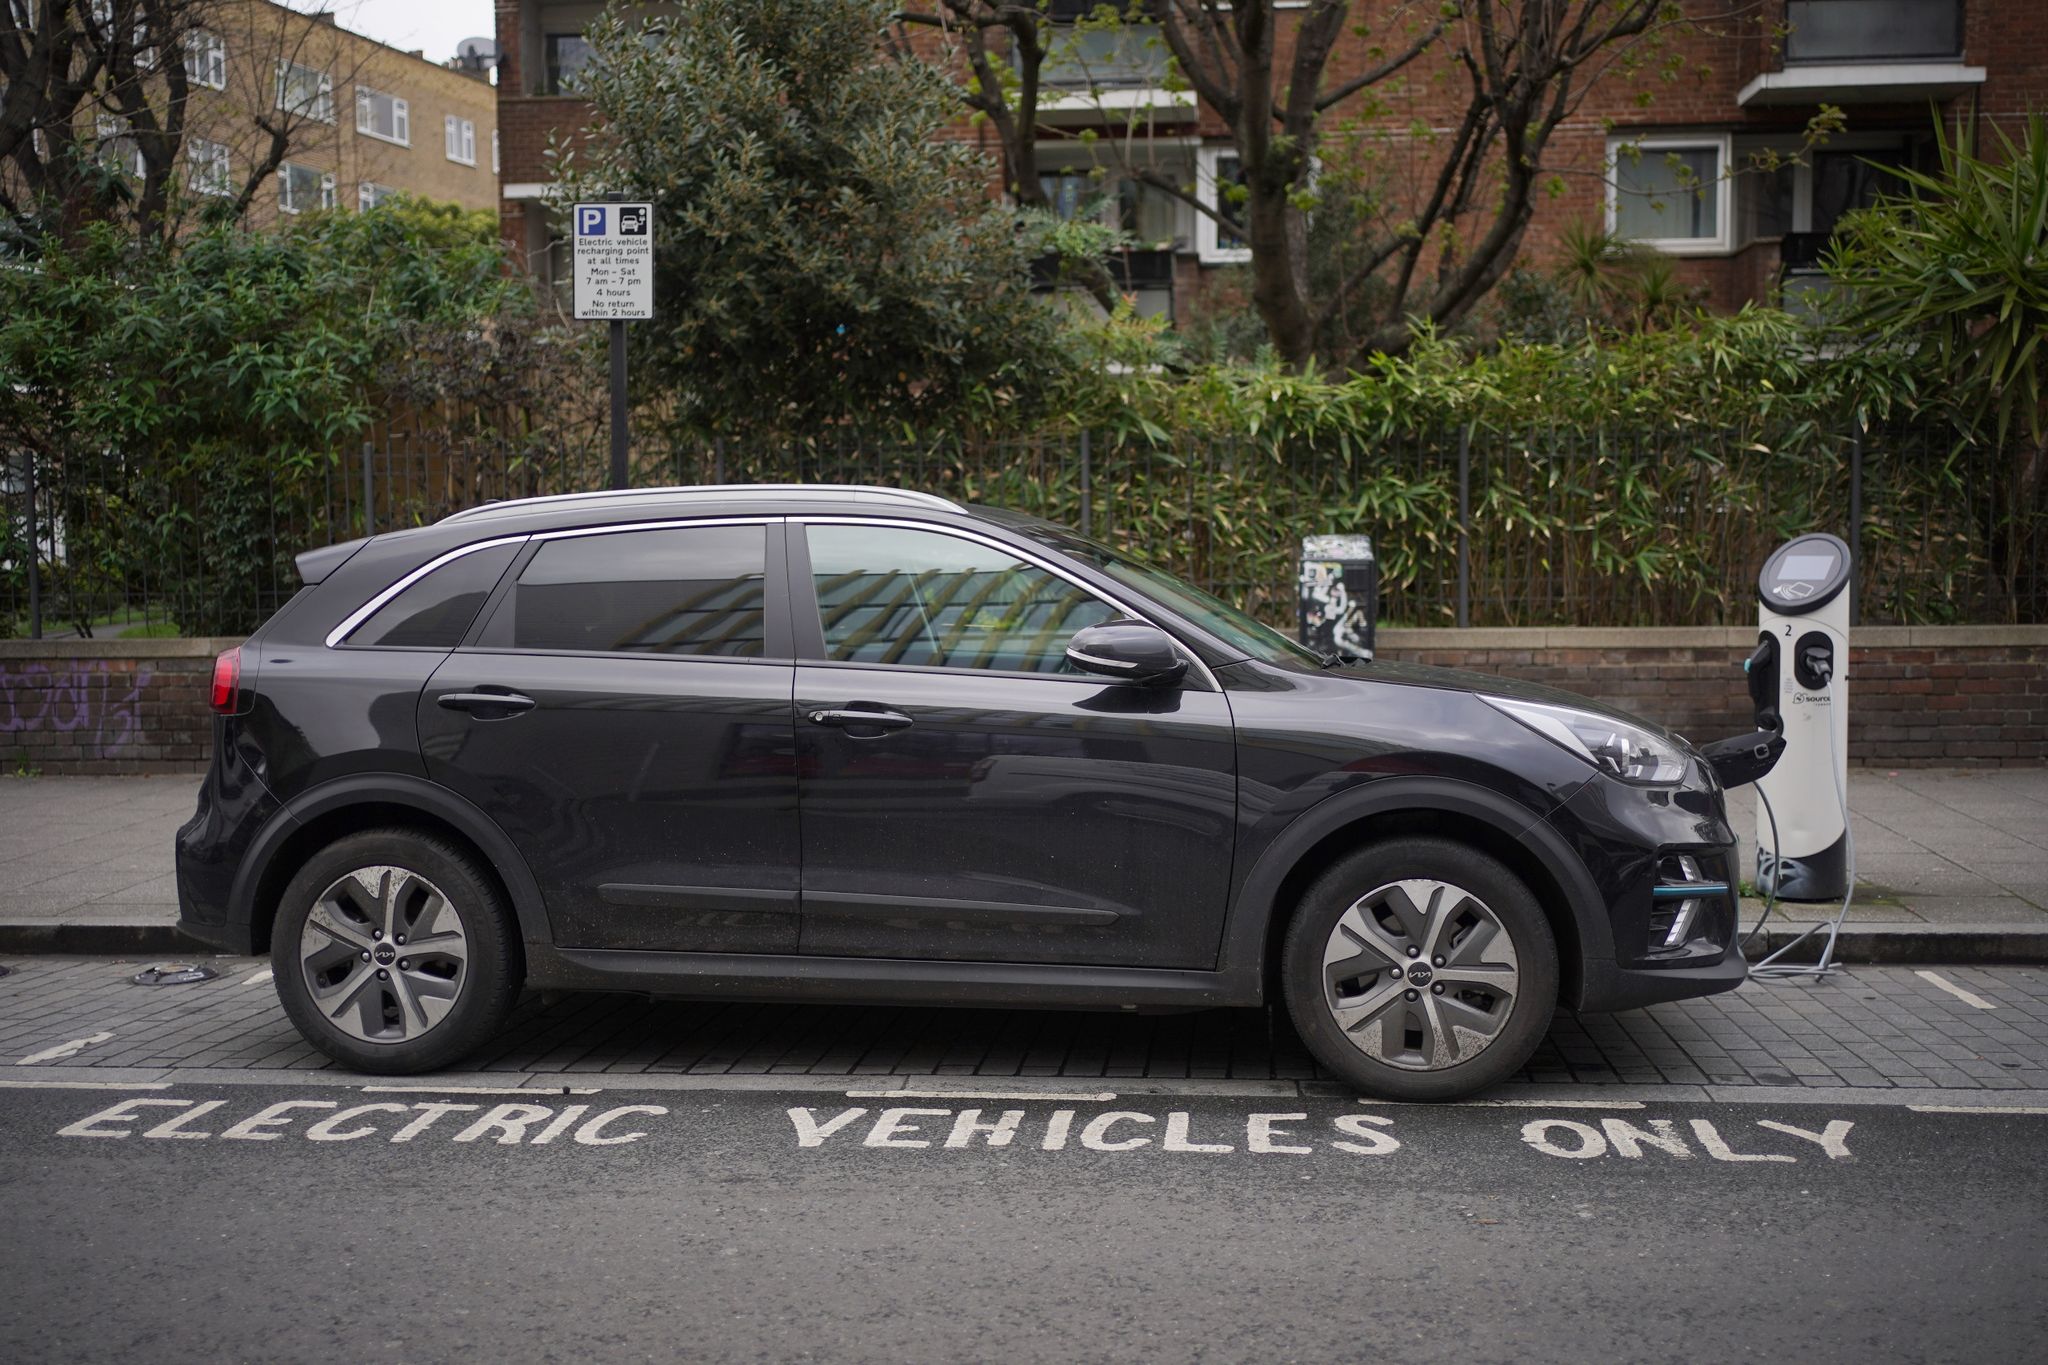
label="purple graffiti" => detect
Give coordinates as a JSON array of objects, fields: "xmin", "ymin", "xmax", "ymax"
[{"xmin": 0, "ymin": 661, "xmax": 155, "ymax": 759}]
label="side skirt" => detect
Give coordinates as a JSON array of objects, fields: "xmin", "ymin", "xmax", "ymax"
[{"xmin": 526, "ymin": 945, "xmax": 1264, "ymax": 1011}]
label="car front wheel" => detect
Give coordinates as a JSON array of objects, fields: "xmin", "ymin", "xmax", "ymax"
[
  {"xmin": 1282, "ymin": 837, "xmax": 1558, "ymax": 1101},
  {"xmin": 271, "ymin": 829, "xmax": 520, "ymax": 1074}
]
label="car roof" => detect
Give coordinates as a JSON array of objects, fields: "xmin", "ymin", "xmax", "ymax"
[{"xmin": 438, "ymin": 484, "xmax": 963, "ymax": 528}]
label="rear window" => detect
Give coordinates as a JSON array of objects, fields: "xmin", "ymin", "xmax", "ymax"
[
  {"xmin": 477, "ymin": 525, "xmax": 767, "ymax": 657},
  {"xmin": 347, "ymin": 542, "xmax": 520, "ymax": 649}
]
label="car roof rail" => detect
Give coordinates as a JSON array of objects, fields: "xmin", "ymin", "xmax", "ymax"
[{"xmin": 440, "ymin": 483, "xmax": 962, "ymax": 525}]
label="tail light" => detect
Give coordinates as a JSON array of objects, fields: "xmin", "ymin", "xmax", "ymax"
[{"xmin": 209, "ymin": 647, "xmax": 242, "ymax": 715}]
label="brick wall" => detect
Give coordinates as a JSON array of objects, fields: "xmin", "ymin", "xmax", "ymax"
[
  {"xmin": 1379, "ymin": 626, "xmax": 2048, "ymax": 768},
  {"xmin": 3, "ymin": 629, "xmax": 2040, "ymax": 776},
  {"xmin": 0, "ymin": 640, "xmax": 238, "ymax": 777}
]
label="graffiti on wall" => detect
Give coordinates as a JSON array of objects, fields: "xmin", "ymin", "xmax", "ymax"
[{"xmin": 0, "ymin": 661, "xmax": 156, "ymax": 759}]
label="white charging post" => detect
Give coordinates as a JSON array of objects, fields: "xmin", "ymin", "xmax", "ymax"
[{"xmin": 1750, "ymin": 531, "xmax": 1856, "ymax": 976}]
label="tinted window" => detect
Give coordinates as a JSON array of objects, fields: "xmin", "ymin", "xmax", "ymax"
[
  {"xmin": 349, "ymin": 542, "xmax": 520, "ymax": 649},
  {"xmin": 807, "ymin": 525, "xmax": 1117, "ymax": 673},
  {"xmin": 485, "ymin": 525, "xmax": 766, "ymax": 656}
]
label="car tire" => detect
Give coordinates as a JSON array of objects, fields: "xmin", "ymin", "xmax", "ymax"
[
  {"xmin": 1281, "ymin": 837, "xmax": 1558, "ymax": 1101},
  {"xmin": 271, "ymin": 828, "xmax": 520, "ymax": 1074}
]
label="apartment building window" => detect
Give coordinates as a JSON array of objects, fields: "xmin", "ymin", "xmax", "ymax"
[
  {"xmin": 276, "ymin": 60, "xmax": 335, "ymax": 123},
  {"xmin": 355, "ymin": 87, "xmax": 410, "ymax": 146},
  {"xmin": 184, "ymin": 29, "xmax": 226, "ymax": 90},
  {"xmin": 279, "ymin": 162, "xmax": 335, "ymax": 214},
  {"xmin": 358, "ymin": 181, "xmax": 399, "ymax": 212},
  {"xmin": 1195, "ymin": 147, "xmax": 1249, "ymax": 264},
  {"xmin": 94, "ymin": 115, "xmax": 145, "ymax": 178},
  {"xmin": 1606, "ymin": 135, "xmax": 1731, "ymax": 254},
  {"xmin": 186, "ymin": 137, "xmax": 232, "ymax": 197},
  {"xmin": 444, "ymin": 116, "xmax": 477, "ymax": 166},
  {"xmin": 544, "ymin": 33, "xmax": 591, "ymax": 94}
]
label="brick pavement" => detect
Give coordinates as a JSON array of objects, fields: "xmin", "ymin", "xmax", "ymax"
[{"xmin": 4, "ymin": 956, "xmax": 2044, "ymax": 1092}]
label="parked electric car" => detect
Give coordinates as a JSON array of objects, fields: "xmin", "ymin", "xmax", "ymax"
[{"xmin": 175, "ymin": 485, "xmax": 1746, "ymax": 1099}]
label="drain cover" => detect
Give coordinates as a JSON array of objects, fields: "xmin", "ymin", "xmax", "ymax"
[{"xmin": 133, "ymin": 962, "xmax": 219, "ymax": 986}]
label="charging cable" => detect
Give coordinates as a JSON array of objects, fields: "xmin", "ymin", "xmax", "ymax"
[
  {"xmin": 1749, "ymin": 704, "xmax": 1856, "ymax": 979},
  {"xmin": 1742, "ymin": 784, "xmax": 1781, "ymax": 948}
]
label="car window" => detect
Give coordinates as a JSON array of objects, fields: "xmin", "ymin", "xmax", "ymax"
[
  {"xmin": 479, "ymin": 525, "xmax": 767, "ymax": 657},
  {"xmin": 807, "ymin": 524, "xmax": 1118, "ymax": 673},
  {"xmin": 348, "ymin": 542, "xmax": 520, "ymax": 648}
]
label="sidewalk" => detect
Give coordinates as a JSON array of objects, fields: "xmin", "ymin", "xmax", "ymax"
[{"xmin": 0, "ymin": 769, "xmax": 2044, "ymax": 960}]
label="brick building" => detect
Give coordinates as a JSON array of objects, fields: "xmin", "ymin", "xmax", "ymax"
[
  {"xmin": 494, "ymin": 1, "xmax": 2042, "ymax": 325},
  {"xmin": 74, "ymin": 0, "xmax": 499, "ymax": 226}
]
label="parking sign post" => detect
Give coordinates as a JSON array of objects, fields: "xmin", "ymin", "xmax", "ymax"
[{"xmin": 574, "ymin": 195, "xmax": 655, "ymax": 490}]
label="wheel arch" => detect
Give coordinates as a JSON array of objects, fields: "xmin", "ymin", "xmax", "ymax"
[
  {"xmin": 231, "ymin": 774, "xmax": 552, "ymax": 955},
  {"xmin": 1220, "ymin": 779, "xmax": 1610, "ymax": 1012}
]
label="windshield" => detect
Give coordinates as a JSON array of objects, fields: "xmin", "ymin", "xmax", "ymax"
[{"xmin": 1014, "ymin": 522, "xmax": 1326, "ymax": 668}]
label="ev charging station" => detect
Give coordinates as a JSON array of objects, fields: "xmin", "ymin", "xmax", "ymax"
[{"xmin": 1742, "ymin": 532, "xmax": 1857, "ymax": 975}]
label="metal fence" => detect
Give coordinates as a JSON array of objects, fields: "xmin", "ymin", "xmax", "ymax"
[{"xmin": 4, "ymin": 421, "xmax": 2042, "ymax": 639}]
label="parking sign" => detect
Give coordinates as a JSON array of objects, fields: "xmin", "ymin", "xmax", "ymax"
[{"xmin": 573, "ymin": 201, "xmax": 654, "ymax": 321}]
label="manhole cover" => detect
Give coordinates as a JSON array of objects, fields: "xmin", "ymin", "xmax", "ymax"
[{"xmin": 132, "ymin": 962, "xmax": 219, "ymax": 986}]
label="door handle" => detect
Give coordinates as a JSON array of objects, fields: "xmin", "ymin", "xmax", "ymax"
[
  {"xmin": 437, "ymin": 690, "xmax": 537, "ymax": 715},
  {"xmin": 807, "ymin": 707, "xmax": 914, "ymax": 734}
]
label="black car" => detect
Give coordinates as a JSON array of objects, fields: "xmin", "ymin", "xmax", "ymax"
[{"xmin": 176, "ymin": 484, "xmax": 1745, "ymax": 1100}]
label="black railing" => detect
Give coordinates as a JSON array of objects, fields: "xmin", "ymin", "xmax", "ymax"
[{"xmin": 6, "ymin": 421, "xmax": 2042, "ymax": 641}]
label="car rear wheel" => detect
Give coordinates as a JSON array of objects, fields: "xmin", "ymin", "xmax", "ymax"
[
  {"xmin": 1282, "ymin": 837, "xmax": 1558, "ymax": 1101},
  {"xmin": 272, "ymin": 829, "xmax": 520, "ymax": 1074}
]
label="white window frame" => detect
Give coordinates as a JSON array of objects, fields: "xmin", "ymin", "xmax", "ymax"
[
  {"xmin": 278, "ymin": 161, "xmax": 335, "ymax": 214},
  {"xmin": 186, "ymin": 136, "xmax": 231, "ymax": 197},
  {"xmin": 1606, "ymin": 133, "xmax": 1734, "ymax": 256},
  {"xmin": 358, "ymin": 180, "xmax": 396, "ymax": 212},
  {"xmin": 1194, "ymin": 145, "xmax": 1250, "ymax": 265},
  {"xmin": 491, "ymin": 128, "xmax": 500, "ymax": 175},
  {"xmin": 354, "ymin": 86, "xmax": 409, "ymax": 146},
  {"xmin": 184, "ymin": 28, "xmax": 226, "ymax": 90},
  {"xmin": 444, "ymin": 115, "xmax": 477, "ymax": 166},
  {"xmin": 94, "ymin": 114, "xmax": 145, "ymax": 178},
  {"xmin": 276, "ymin": 59, "xmax": 335, "ymax": 124}
]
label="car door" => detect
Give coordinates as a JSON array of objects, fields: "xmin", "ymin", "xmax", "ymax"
[
  {"xmin": 417, "ymin": 519, "xmax": 801, "ymax": 953},
  {"xmin": 790, "ymin": 518, "xmax": 1237, "ymax": 969}
]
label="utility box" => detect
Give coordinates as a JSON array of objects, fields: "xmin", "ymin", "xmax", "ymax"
[{"xmin": 1298, "ymin": 535, "xmax": 1378, "ymax": 661}]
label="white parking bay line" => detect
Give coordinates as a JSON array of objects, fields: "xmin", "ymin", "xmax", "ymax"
[
  {"xmin": 1914, "ymin": 970, "xmax": 1997, "ymax": 1010},
  {"xmin": 362, "ymin": 1084, "xmax": 602, "ymax": 1096},
  {"xmin": 240, "ymin": 968, "xmax": 273, "ymax": 987},
  {"xmin": 16, "ymin": 1031, "xmax": 116, "ymax": 1066},
  {"xmin": 1909, "ymin": 1105, "xmax": 2048, "ymax": 1116}
]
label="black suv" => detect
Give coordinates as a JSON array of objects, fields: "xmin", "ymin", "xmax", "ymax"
[{"xmin": 176, "ymin": 485, "xmax": 1745, "ymax": 1099}]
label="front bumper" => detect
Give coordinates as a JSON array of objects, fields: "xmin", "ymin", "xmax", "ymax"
[{"xmin": 1545, "ymin": 760, "xmax": 1746, "ymax": 1013}]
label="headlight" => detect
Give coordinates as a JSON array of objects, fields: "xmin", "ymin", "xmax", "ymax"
[{"xmin": 1481, "ymin": 696, "xmax": 1688, "ymax": 785}]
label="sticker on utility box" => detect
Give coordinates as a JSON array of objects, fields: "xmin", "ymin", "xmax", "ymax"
[{"xmin": 573, "ymin": 202, "xmax": 654, "ymax": 321}]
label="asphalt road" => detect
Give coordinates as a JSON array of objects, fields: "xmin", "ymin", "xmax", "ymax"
[{"xmin": 3, "ymin": 1081, "xmax": 2043, "ymax": 1363}]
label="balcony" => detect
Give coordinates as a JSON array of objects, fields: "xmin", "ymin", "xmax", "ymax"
[{"xmin": 1737, "ymin": 0, "xmax": 1982, "ymax": 107}]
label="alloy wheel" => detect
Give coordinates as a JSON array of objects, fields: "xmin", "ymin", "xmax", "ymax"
[
  {"xmin": 1319, "ymin": 877, "xmax": 1522, "ymax": 1071},
  {"xmin": 296, "ymin": 865, "xmax": 470, "ymax": 1045}
]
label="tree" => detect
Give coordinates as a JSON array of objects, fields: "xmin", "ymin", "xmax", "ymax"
[
  {"xmin": 1, "ymin": 0, "xmax": 368, "ymax": 251},
  {"xmin": 949, "ymin": 2, "xmax": 1780, "ymax": 370},
  {"xmin": 552, "ymin": 0, "xmax": 1063, "ymax": 437}
]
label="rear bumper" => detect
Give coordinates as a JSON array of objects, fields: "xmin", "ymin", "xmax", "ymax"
[{"xmin": 174, "ymin": 721, "xmax": 280, "ymax": 955}]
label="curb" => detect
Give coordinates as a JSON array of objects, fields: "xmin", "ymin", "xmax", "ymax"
[
  {"xmin": 0, "ymin": 924, "xmax": 209, "ymax": 956},
  {"xmin": 2, "ymin": 921, "xmax": 2046, "ymax": 966}
]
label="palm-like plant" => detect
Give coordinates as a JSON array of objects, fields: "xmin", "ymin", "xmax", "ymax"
[{"xmin": 1825, "ymin": 112, "xmax": 2048, "ymax": 614}]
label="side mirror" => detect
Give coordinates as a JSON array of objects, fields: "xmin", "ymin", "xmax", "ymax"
[{"xmin": 1065, "ymin": 619, "xmax": 1189, "ymax": 688}]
